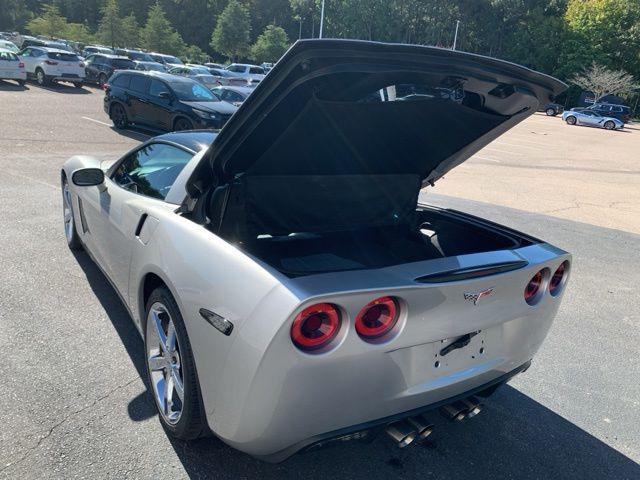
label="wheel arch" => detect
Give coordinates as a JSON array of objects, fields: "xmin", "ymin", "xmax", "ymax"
[{"xmin": 137, "ymin": 268, "xmax": 183, "ymax": 333}]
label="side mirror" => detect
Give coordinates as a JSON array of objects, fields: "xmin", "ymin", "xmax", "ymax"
[{"xmin": 72, "ymin": 168, "xmax": 105, "ymax": 187}]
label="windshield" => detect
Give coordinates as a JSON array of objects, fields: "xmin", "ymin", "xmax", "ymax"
[
  {"xmin": 47, "ymin": 43, "xmax": 72, "ymax": 52},
  {"xmin": 144, "ymin": 62, "xmax": 165, "ymax": 71},
  {"xmin": 172, "ymin": 80, "xmax": 218, "ymax": 101}
]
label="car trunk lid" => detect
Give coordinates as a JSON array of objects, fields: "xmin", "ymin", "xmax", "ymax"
[{"xmin": 182, "ymin": 39, "xmax": 565, "ymax": 238}]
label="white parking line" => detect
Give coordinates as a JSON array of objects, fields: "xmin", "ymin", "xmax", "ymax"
[
  {"xmin": 81, "ymin": 116, "xmax": 112, "ymax": 127},
  {"xmin": 81, "ymin": 116, "xmax": 151, "ymax": 139}
]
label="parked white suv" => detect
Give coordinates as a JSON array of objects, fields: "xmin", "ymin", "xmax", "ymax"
[
  {"xmin": 19, "ymin": 46, "xmax": 85, "ymax": 87},
  {"xmin": 0, "ymin": 48, "xmax": 26, "ymax": 85},
  {"xmin": 225, "ymin": 63, "xmax": 265, "ymax": 85}
]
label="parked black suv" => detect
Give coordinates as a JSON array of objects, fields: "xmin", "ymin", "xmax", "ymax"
[
  {"xmin": 571, "ymin": 103, "xmax": 631, "ymax": 123},
  {"xmin": 84, "ymin": 54, "xmax": 135, "ymax": 87},
  {"xmin": 103, "ymin": 71, "xmax": 238, "ymax": 131}
]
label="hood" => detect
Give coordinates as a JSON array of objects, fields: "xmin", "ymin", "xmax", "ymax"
[
  {"xmin": 180, "ymin": 100, "xmax": 237, "ymax": 115},
  {"xmin": 182, "ymin": 40, "xmax": 565, "ymax": 237}
]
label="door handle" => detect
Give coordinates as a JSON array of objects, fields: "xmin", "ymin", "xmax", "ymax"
[{"xmin": 137, "ymin": 98, "xmax": 149, "ymax": 104}]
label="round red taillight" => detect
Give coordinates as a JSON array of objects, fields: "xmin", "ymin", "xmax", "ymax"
[
  {"xmin": 549, "ymin": 262, "xmax": 568, "ymax": 296},
  {"xmin": 524, "ymin": 271, "xmax": 544, "ymax": 305},
  {"xmin": 355, "ymin": 296, "xmax": 399, "ymax": 340},
  {"xmin": 291, "ymin": 303, "xmax": 341, "ymax": 351}
]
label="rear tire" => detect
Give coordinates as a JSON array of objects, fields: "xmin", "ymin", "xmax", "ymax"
[
  {"xmin": 565, "ymin": 116, "xmax": 576, "ymax": 125},
  {"xmin": 545, "ymin": 107, "xmax": 556, "ymax": 116},
  {"xmin": 35, "ymin": 68, "xmax": 48, "ymax": 86},
  {"xmin": 61, "ymin": 175, "xmax": 83, "ymax": 251},
  {"xmin": 110, "ymin": 103, "xmax": 129, "ymax": 129},
  {"xmin": 144, "ymin": 286, "xmax": 206, "ymax": 440},
  {"xmin": 17, "ymin": 79, "xmax": 25, "ymax": 86},
  {"xmin": 173, "ymin": 117, "xmax": 193, "ymax": 131},
  {"xmin": 604, "ymin": 120, "xmax": 615, "ymax": 130},
  {"xmin": 73, "ymin": 82, "xmax": 83, "ymax": 89}
]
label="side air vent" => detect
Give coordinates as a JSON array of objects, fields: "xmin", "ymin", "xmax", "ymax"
[{"xmin": 415, "ymin": 260, "xmax": 528, "ymax": 284}]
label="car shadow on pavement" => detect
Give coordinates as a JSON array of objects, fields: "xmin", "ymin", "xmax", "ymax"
[
  {"xmin": 28, "ymin": 82, "xmax": 91, "ymax": 94},
  {"xmin": 0, "ymin": 79, "xmax": 28, "ymax": 91},
  {"xmin": 70, "ymin": 247, "xmax": 640, "ymax": 480},
  {"xmin": 109, "ymin": 125, "xmax": 152, "ymax": 142}
]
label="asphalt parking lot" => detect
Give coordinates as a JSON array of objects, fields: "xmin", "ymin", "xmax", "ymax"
[{"xmin": 0, "ymin": 80, "xmax": 639, "ymax": 479}]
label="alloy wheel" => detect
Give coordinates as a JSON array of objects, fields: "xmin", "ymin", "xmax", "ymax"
[
  {"xmin": 37, "ymin": 70, "xmax": 45, "ymax": 85},
  {"xmin": 604, "ymin": 121, "xmax": 614, "ymax": 130},
  {"xmin": 146, "ymin": 302, "xmax": 184, "ymax": 425},
  {"xmin": 174, "ymin": 119, "xmax": 192, "ymax": 131}
]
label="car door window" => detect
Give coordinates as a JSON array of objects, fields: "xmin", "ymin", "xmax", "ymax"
[
  {"xmin": 226, "ymin": 90, "xmax": 244, "ymax": 102},
  {"xmin": 149, "ymin": 79, "xmax": 170, "ymax": 98},
  {"xmin": 21, "ymin": 48, "xmax": 31, "ymax": 57},
  {"xmin": 130, "ymin": 75, "xmax": 150, "ymax": 94},
  {"xmin": 112, "ymin": 73, "xmax": 131, "ymax": 88},
  {"xmin": 249, "ymin": 67, "xmax": 264, "ymax": 75},
  {"xmin": 111, "ymin": 143, "xmax": 193, "ymax": 200}
]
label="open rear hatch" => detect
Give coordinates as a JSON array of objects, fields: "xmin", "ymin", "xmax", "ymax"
[{"xmin": 182, "ymin": 39, "xmax": 566, "ymax": 276}]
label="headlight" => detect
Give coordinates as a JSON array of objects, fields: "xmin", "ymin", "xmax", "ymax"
[{"xmin": 193, "ymin": 109, "xmax": 217, "ymax": 120}]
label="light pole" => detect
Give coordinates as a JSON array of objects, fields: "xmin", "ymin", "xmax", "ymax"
[
  {"xmin": 452, "ymin": 20, "xmax": 460, "ymax": 50},
  {"xmin": 319, "ymin": 0, "xmax": 326, "ymax": 38}
]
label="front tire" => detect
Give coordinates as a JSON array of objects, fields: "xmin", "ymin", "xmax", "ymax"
[
  {"xmin": 17, "ymin": 79, "xmax": 25, "ymax": 86},
  {"xmin": 565, "ymin": 116, "xmax": 576, "ymax": 125},
  {"xmin": 545, "ymin": 107, "xmax": 556, "ymax": 116},
  {"xmin": 61, "ymin": 175, "xmax": 83, "ymax": 250},
  {"xmin": 604, "ymin": 120, "xmax": 615, "ymax": 130},
  {"xmin": 144, "ymin": 287, "xmax": 206, "ymax": 440}
]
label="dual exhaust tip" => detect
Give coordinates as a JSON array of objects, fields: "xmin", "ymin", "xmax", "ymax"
[
  {"xmin": 385, "ymin": 415, "xmax": 433, "ymax": 448},
  {"xmin": 385, "ymin": 396, "xmax": 482, "ymax": 448},
  {"xmin": 440, "ymin": 396, "xmax": 483, "ymax": 422}
]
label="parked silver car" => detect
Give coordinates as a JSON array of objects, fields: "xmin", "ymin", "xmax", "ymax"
[
  {"xmin": 61, "ymin": 40, "xmax": 569, "ymax": 462},
  {"xmin": 225, "ymin": 63, "xmax": 265, "ymax": 85},
  {"xmin": 562, "ymin": 110, "xmax": 624, "ymax": 130}
]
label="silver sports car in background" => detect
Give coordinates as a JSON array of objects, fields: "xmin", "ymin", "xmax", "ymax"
[
  {"xmin": 562, "ymin": 109, "xmax": 624, "ymax": 130},
  {"xmin": 61, "ymin": 40, "xmax": 571, "ymax": 461}
]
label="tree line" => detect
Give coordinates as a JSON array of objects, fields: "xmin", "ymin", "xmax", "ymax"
[{"xmin": 1, "ymin": 0, "xmax": 639, "ymax": 103}]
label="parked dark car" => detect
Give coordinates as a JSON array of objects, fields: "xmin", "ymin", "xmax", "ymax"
[
  {"xmin": 84, "ymin": 54, "xmax": 135, "ymax": 87},
  {"xmin": 539, "ymin": 102, "xmax": 563, "ymax": 116},
  {"xmin": 571, "ymin": 103, "xmax": 631, "ymax": 123},
  {"xmin": 114, "ymin": 48, "xmax": 155, "ymax": 63},
  {"xmin": 103, "ymin": 71, "xmax": 238, "ymax": 131}
]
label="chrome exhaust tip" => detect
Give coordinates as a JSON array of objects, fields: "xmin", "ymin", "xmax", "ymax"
[
  {"xmin": 460, "ymin": 396, "xmax": 482, "ymax": 418},
  {"xmin": 440, "ymin": 401, "xmax": 468, "ymax": 421},
  {"xmin": 407, "ymin": 415, "xmax": 434, "ymax": 439},
  {"xmin": 385, "ymin": 420, "xmax": 417, "ymax": 448}
]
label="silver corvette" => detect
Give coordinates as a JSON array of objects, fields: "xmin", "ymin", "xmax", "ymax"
[{"xmin": 61, "ymin": 40, "xmax": 571, "ymax": 461}]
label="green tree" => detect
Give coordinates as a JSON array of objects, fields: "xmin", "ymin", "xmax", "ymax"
[
  {"xmin": 96, "ymin": 0, "xmax": 121, "ymax": 47},
  {"xmin": 26, "ymin": 4, "xmax": 94, "ymax": 43},
  {"xmin": 561, "ymin": 0, "xmax": 640, "ymax": 78},
  {"xmin": 121, "ymin": 13, "xmax": 140, "ymax": 48},
  {"xmin": 183, "ymin": 44, "xmax": 208, "ymax": 63},
  {"xmin": 251, "ymin": 24, "xmax": 289, "ymax": 62},
  {"xmin": 140, "ymin": 3, "xmax": 185, "ymax": 55},
  {"xmin": 26, "ymin": 4, "xmax": 70, "ymax": 38},
  {"xmin": 210, "ymin": 0, "xmax": 251, "ymax": 61}
]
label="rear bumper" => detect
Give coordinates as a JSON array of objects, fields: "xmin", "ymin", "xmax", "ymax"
[
  {"xmin": 1, "ymin": 71, "xmax": 26, "ymax": 80},
  {"xmin": 49, "ymin": 73, "xmax": 85, "ymax": 81},
  {"xmin": 259, "ymin": 359, "xmax": 531, "ymax": 462}
]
